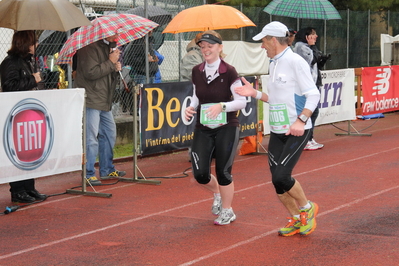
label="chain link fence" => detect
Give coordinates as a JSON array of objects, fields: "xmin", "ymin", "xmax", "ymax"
[{"xmin": 1, "ymin": 1, "xmax": 399, "ymax": 118}]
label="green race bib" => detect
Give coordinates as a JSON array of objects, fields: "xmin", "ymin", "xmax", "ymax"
[
  {"xmin": 269, "ymin": 103, "xmax": 290, "ymax": 132},
  {"xmin": 200, "ymin": 103, "xmax": 227, "ymax": 129}
]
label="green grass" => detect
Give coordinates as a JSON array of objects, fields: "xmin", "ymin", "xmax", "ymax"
[{"xmin": 114, "ymin": 143, "xmax": 134, "ymax": 158}]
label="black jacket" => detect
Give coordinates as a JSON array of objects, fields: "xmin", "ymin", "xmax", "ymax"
[
  {"xmin": 124, "ymin": 37, "xmax": 158, "ymax": 76},
  {"xmin": 0, "ymin": 53, "xmax": 38, "ymax": 92}
]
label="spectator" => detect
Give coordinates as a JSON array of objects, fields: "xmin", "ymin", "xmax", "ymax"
[
  {"xmin": 235, "ymin": 21, "xmax": 319, "ymax": 236},
  {"xmin": 0, "ymin": 30, "xmax": 47, "ymax": 203},
  {"xmin": 287, "ymin": 28, "xmax": 297, "ymax": 47},
  {"xmin": 180, "ymin": 32, "xmax": 204, "ymax": 81},
  {"xmin": 154, "ymin": 49, "xmax": 164, "ymax": 83},
  {"xmin": 124, "ymin": 32, "xmax": 159, "ymax": 84},
  {"xmin": 294, "ymin": 27, "xmax": 329, "ymax": 151},
  {"xmin": 184, "ymin": 31, "xmax": 246, "ymax": 225},
  {"xmin": 74, "ymin": 32, "xmax": 126, "ymax": 185}
]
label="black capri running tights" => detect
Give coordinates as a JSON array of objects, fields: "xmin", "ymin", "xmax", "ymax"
[
  {"xmin": 268, "ymin": 130, "xmax": 311, "ymax": 194},
  {"xmin": 190, "ymin": 126, "xmax": 239, "ymax": 186}
]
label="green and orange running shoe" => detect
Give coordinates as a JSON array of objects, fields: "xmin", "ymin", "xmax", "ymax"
[
  {"xmin": 278, "ymin": 217, "xmax": 301, "ymax": 236},
  {"xmin": 299, "ymin": 201, "xmax": 319, "ymax": 236}
]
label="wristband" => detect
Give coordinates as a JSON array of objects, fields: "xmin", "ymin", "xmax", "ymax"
[{"xmin": 255, "ymin": 90, "xmax": 262, "ymax": 100}]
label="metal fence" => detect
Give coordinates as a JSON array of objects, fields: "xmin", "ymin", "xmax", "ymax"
[{"xmin": 1, "ymin": 1, "xmax": 399, "ymax": 117}]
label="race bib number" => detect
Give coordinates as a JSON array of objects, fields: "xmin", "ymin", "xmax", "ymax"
[
  {"xmin": 269, "ymin": 104, "xmax": 290, "ymax": 132},
  {"xmin": 200, "ymin": 103, "xmax": 227, "ymax": 129}
]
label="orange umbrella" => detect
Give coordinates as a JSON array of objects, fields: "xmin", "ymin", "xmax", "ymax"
[{"xmin": 162, "ymin": 4, "xmax": 255, "ymax": 34}]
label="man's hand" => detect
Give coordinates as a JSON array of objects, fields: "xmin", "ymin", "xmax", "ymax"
[
  {"xmin": 109, "ymin": 49, "xmax": 120, "ymax": 64},
  {"xmin": 234, "ymin": 77, "xmax": 256, "ymax": 97},
  {"xmin": 285, "ymin": 120, "xmax": 305, "ymax": 136},
  {"xmin": 115, "ymin": 62, "xmax": 122, "ymax": 71}
]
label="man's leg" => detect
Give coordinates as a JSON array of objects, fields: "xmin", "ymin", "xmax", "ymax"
[
  {"xmin": 86, "ymin": 108, "xmax": 101, "ymax": 178},
  {"xmin": 278, "ymin": 180, "xmax": 308, "ymax": 217},
  {"xmin": 98, "ymin": 110, "xmax": 117, "ymax": 177}
]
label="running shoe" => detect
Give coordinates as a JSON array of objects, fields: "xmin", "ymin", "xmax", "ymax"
[
  {"xmin": 304, "ymin": 139, "xmax": 324, "ymax": 151},
  {"xmin": 86, "ymin": 176, "xmax": 102, "ymax": 186},
  {"xmin": 100, "ymin": 170, "xmax": 126, "ymax": 180},
  {"xmin": 278, "ymin": 217, "xmax": 301, "ymax": 236},
  {"xmin": 212, "ymin": 194, "xmax": 222, "ymax": 216},
  {"xmin": 214, "ymin": 208, "xmax": 236, "ymax": 225},
  {"xmin": 299, "ymin": 201, "xmax": 319, "ymax": 236},
  {"xmin": 310, "ymin": 139, "xmax": 324, "ymax": 149}
]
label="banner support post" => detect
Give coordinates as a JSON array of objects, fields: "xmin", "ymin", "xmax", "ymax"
[
  {"xmin": 335, "ymin": 120, "xmax": 372, "ymax": 136},
  {"xmin": 119, "ymin": 84, "xmax": 161, "ymax": 185},
  {"xmin": 335, "ymin": 69, "xmax": 372, "ymax": 137}
]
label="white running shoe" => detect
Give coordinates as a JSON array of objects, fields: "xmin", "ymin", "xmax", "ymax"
[
  {"xmin": 304, "ymin": 139, "xmax": 324, "ymax": 150},
  {"xmin": 214, "ymin": 208, "xmax": 236, "ymax": 225},
  {"xmin": 212, "ymin": 194, "xmax": 222, "ymax": 216}
]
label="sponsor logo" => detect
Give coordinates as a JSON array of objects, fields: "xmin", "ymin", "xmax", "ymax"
[{"xmin": 3, "ymin": 98, "xmax": 54, "ymax": 170}]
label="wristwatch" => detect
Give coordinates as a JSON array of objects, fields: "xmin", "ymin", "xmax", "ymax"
[
  {"xmin": 298, "ymin": 114, "xmax": 309, "ymax": 123},
  {"xmin": 220, "ymin": 102, "xmax": 227, "ymax": 112}
]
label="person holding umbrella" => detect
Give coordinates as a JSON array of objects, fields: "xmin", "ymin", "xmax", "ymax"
[
  {"xmin": 74, "ymin": 32, "xmax": 126, "ymax": 185},
  {"xmin": 234, "ymin": 21, "xmax": 319, "ymax": 236},
  {"xmin": 185, "ymin": 31, "xmax": 246, "ymax": 225},
  {"xmin": 294, "ymin": 27, "xmax": 330, "ymax": 151},
  {"xmin": 0, "ymin": 30, "xmax": 47, "ymax": 203}
]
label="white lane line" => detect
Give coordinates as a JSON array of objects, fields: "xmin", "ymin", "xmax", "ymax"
[{"xmin": 0, "ymin": 147, "xmax": 397, "ymax": 261}]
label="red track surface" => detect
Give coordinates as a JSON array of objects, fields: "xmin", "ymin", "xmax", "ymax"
[{"xmin": 1, "ymin": 112, "xmax": 398, "ymax": 265}]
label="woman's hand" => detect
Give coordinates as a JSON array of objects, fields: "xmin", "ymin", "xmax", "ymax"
[
  {"xmin": 32, "ymin": 72, "xmax": 41, "ymax": 83},
  {"xmin": 204, "ymin": 103, "xmax": 222, "ymax": 120},
  {"xmin": 185, "ymin": 106, "xmax": 196, "ymax": 121}
]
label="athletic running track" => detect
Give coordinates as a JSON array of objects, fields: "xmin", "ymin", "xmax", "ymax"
[{"xmin": 0, "ymin": 112, "xmax": 398, "ymax": 265}]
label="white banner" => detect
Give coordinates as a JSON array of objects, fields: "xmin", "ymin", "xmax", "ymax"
[
  {"xmin": 317, "ymin": 69, "xmax": 356, "ymax": 125},
  {"xmin": 0, "ymin": 89, "xmax": 84, "ymax": 184},
  {"xmin": 261, "ymin": 68, "xmax": 356, "ymax": 134}
]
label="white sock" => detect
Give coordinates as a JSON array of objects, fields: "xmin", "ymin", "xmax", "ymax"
[
  {"xmin": 293, "ymin": 214, "xmax": 300, "ymax": 219},
  {"xmin": 300, "ymin": 202, "xmax": 311, "ymax": 210},
  {"xmin": 214, "ymin": 193, "xmax": 221, "ymax": 198}
]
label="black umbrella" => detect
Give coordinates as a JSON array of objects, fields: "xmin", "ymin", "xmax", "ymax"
[
  {"xmin": 36, "ymin": 14, "xmax": 101, "ymax": 57},
  {"xmin": 36, "ymin": 30, "xmax": 72, "ymax": 56},
  {"xmin": 125, "ymin": 6, "xmax": 172, "ymax": 26}
]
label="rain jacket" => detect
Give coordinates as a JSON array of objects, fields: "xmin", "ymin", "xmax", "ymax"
[
  {"xmin": 181, "ymin": 40, "xmax": 204, "ymax": 81},
  {"xmin": 75, "ymin": 40, "xmax": 118, "ymax": 111},
  {"xmin": 293, "ymin": 41, "xmax": 318, "ymax": 85}
]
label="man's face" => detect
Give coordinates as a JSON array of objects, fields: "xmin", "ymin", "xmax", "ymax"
[
  {"xmin": 106, "ymin": 34, "xmax": 118, "ymax": 43},
  {"xmin": 261, "ymin": 36, "xmax": 276, "ymax": 58}
]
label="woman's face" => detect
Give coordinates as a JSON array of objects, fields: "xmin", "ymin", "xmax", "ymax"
[
  {"xmin": 199, "ymin": 40, "xmax": 223, "ymax": 64},
  {"xmin": 306, "ymin": 31, "xmax": 317, "ymax": 45},
  {"xmin": 29, "ymin": 42, "xmax": 38, "ymax": 55}
]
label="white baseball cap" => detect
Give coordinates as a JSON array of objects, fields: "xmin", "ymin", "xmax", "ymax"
[{"xmin": 253, "ymin": 21, "xmax": 289, "ymax": 41}]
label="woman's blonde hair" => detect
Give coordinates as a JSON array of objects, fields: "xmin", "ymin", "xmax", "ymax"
[{"xmin": 200, "ymin": 30, "xmax": 226, "ymax": 59}]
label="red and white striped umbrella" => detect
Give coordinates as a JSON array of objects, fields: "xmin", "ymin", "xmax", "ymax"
[{"xmin": 56, "ymin": 13, "xmax": 158, "ymax": 64}]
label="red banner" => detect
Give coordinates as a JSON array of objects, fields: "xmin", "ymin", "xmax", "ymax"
[{"xmin": 362, "ymin": 66, "xmax": 399, "ymax": 115}]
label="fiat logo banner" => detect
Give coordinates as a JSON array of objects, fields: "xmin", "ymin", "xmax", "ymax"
[{"xmin": 3, "ymin": 98, "xmax": 54, "ymax": 170}]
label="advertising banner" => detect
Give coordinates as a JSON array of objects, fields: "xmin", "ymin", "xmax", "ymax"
[
  {"xmin": 140, "ymin": 77, "xmax": 258, "ymax": 156},
  {"xmin": 0, "ymin": 89, "xmax": 84, "ymax": 184},
  {"xmin": 317, "ymin": 69, "xmax": 356, "ymax": 125},
  {"xmin": 361, "ymin": 65, "xmax": 399, "ymax": 115}
]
